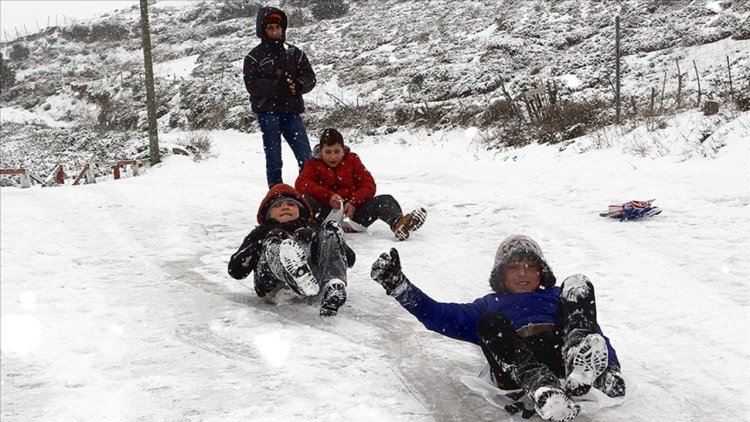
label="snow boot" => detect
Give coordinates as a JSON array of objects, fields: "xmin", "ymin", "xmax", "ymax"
[
  {"xmin": 392, "ymin": 208, "xmax": 427, "ymax": 241},
  {"xmin": 532, "ymin": 386, "xmax": 580, "ymax": 422},
  {"xmin": 560, "ymin": 275, "xmax": 607, "ymax": 396},
  {"xmin": 279, "ymin": 239, "xmax": 319, "ymax": 297},
  {"xmin": 564, "ymin": 333, "xmax": 609, "ymax": 396},
  {"xmin": 593, "ymin": 365, "xmax": 626, "ymax": 398},
  {"xmin": 319, "ymin": 279, "xmax": 347, "ymax": 317}
]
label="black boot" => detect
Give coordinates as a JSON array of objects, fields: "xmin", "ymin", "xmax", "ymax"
[
  {"xmin": 560, "ymin": 275, "xmax": 608, "ymax": 396},
  {"xmin": 478, "ymin": 313, "xmax": 579, "ymax": 421}
]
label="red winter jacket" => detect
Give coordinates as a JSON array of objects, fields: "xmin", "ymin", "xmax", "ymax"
[{"xmin": 295, "ymin": 146, "xmax": 376, "ymax": 208}]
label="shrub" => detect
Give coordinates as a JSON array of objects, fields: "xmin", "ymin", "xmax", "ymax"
[
  {"xmin": 287, "ymin": 8, "xmax": 307, "ymax": 27},
  {"xmin": 311, "ymin": 0, "xmax": 349, "ymax": 20},
  {"xmin": 315, "ymin": 102, "xmax": 385, "ymax": 131},
  {"xmin": 735, "ymin": 91, "xmax": 750, "ymax": 112},
  {"xmin": 90, "ymin": 21, "xmax": 131, "ymax": 42},
  {"xmin": 63, "ymin": 21, "xmax": 130, "ymax": 43},
  {"xmin": 0, "ymin": 53, "xmax": 16, "ymax": 91},
  {"xmin": 480, "ymin": 99, "xmax": 520, "ymax": 127},
  {"xmin": 8, "ymin": 43, "xmax": 30, "ymax": 61},
  {"xmin": 534, "ymin": 99, "xmax": 607, "ymax": 144},
  {"xmin": 177, "ymin": 132, "xmax": 213, "ymax": 161},
  {"xmin": 217, "ymin": 0, "xmax": 261, "ymax": 22}
]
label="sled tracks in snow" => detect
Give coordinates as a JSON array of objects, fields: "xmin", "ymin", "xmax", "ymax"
[{"xmin": 162, "ymin": 257, "xmax": 498, "ymax": 422}]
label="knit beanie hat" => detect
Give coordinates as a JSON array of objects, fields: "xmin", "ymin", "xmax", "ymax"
[
  {"xmin": 265, "ymin": 195, "xmax": 305, "ymax": 221},
  {"xmin": 264, "ymin": 12, "xmax": 283, "ymax": 26},
  {"xmin": 488, "ymin": 234, "xmax": 556, "ymax": 293}
]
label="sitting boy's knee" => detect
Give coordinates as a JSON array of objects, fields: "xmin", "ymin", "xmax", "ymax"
[
  {"xmin": 321, "ymin": 220, "xmax": 344, "ymax": 234},
  {"xmin": 561, "ymin": 274, "xmax": 594, "ymax": 302}
]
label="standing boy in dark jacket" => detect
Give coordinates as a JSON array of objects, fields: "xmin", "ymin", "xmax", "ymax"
[
  {"xmin": 295, "ymin": 128, "xmax": 427, "ymax": 241},
  {"xmin": 370, "ymin": 235, "xmax": 626, "ymax": 422},
  {"xmin": 243, "ymin": 7, "xmax": 316, "ymax": 188},
  {"xmin": 228, "ymin": 184, "xmax": 354, "ymax": 317}
]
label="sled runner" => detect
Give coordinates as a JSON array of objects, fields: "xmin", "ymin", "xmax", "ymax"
[{"xmin": 600, "ymin": 199, "xmax": 661, "ymax": 221}]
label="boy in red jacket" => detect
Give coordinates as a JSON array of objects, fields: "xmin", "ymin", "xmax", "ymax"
[{"xmin": 295, "ymin": 128, "xmax": 427, "ymax": 241}]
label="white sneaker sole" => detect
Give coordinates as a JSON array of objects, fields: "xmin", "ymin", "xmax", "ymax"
[
  {"xmin": 279, "ymin": 240, "xmax": 319, "ymax": 297},
  {"xmin": 394, "ymin": 208, "xmax": 427, "ymax": 241},
  {"xmin": 565, "ymin": 334, "xmax": 609, "ymax": 396}
]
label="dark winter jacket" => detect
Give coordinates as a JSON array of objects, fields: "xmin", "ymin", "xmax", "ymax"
[
  {"xmin": 228, "ymin": 183, "xmax": 354, "ymax": 280},
  {"xmin": 295, "ymin": 145, "xmax": 377, "ymax": 208},
  {"xmin": 243, "ymin": 7, "xmax": 316, "ymax": 114},
  {"xmin": 393, "ymin": 283, "xmax": 621, "ymax": 367}
]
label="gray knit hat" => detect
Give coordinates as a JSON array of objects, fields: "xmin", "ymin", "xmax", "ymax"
[{"xmin": 488, "ymin": 234, "xmax": 556, "ymax": 293}]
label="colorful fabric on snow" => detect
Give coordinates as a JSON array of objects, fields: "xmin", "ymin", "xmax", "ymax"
[{"xmin": 602, "ymin": 199, "xmax": 661, "ymax": 221}]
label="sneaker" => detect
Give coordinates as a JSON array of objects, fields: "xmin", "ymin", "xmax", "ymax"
[
  {"xmin": 278, "ymin": 239, "xmax": 319, "ymax": 297},
  {"xmin": 593, "ymin": 366, "xmax": 626, "ymax": 398},
  {"xmin": 532, "ymin": 386, "xmax": 580, "ymax": 422},
  {"xmin": 392, "ymin": 208, "xmax": 427, "ymax": 241},
  {"xmin": 319, "ymin": 279, "xmax": 347, "ymax": 317},
  {"xmin": 564, "ymin": 334, "xmax": 609, "ymax": 396}
]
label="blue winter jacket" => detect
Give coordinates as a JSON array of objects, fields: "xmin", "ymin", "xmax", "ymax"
[{"xmin": 395, "ymin": 283, "xmax": 620, "ymax": 367}]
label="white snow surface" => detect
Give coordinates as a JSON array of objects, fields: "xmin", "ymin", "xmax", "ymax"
[{"xmin": 2, "ymin": 115, "xmax": 750, "ymax": 421}]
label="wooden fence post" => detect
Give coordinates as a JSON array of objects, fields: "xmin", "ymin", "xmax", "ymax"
[{"xmin": 693, "ymin": 60, "xmax": 701, "ymax": 108}]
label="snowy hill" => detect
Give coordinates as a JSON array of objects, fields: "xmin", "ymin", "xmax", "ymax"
[
  {"xmin": 1, "ymin": 0, "xmax": 749, "ymax": 178},
  {"xmin": 2, "ymin": 108, "xmax": 750, "ymax": 420}
]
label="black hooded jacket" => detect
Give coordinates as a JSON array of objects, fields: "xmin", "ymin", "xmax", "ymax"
[{"xmin": 243, "ymin": 7, "xmax": 316, "ymax": 114}]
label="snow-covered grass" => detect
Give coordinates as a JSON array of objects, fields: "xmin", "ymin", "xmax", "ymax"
[{"xmin": 2, "ymin": 109, "xmax": 749, "ymax": 421}]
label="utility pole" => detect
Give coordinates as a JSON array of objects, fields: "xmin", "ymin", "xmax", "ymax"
[
  {"xmin": 615, "ymin": 15, "xmax": 621, "ymax": 124},
  {"xmin": 140, "ymin": 0, "xmax": 160, "ymax": 165}
]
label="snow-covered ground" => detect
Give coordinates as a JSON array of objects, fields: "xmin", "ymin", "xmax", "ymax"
[{"xmin": 2, "ymin": 112, "xmax": 750, "ymax": 421}]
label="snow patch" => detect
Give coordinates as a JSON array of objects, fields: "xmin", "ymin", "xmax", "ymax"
[{"xmin": 154, "ymin": 54, "xmax": 200, "ymax": 80}]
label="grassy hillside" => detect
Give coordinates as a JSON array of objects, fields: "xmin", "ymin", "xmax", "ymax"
[{"xmin": 1, "ymin": 0, "xmax": 748, "ymax": 178}]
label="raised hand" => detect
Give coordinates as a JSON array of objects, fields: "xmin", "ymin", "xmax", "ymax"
[{"xmin": 371, "ymin": 248, "xmax": 408, "ymax": 296}]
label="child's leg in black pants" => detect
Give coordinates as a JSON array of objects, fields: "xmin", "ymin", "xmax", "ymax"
[{"xmin": 351, "ymin": 195, "xmax": 403, "ymax": 228}]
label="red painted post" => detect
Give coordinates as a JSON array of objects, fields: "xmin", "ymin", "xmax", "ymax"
[
  {"xmin": 55, "ymin": 165, "xmax": 65, "ymax": 185},
  {"xmin": 112, "ymin": 163, "xmax": 121, "ymax": 180}
]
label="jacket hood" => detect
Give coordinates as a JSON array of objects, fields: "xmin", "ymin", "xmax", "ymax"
[
  {"xmin": 256, "ymin": 6, "xmax": 287, "ymax": 42},
  {"xmin": 257, "ymin": 183, "xmax": 313, "ymax": 225},
  {"xmin": 488, "ymin": 234, "xmax": 556, "ymax": 293}
]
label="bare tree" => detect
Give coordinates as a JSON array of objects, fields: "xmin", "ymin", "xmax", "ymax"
[{"xmin": 140, "ymin": 0, "xmax": 160, "ymax": 165}]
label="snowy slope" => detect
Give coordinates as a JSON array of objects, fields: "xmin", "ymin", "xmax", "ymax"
[{"xmin": 2, "ymin": 111, "xmax": 750, "ymax": 421}]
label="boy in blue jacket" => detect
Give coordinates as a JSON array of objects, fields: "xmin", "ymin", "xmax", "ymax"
[{"xmin": 370, "ymin": 235, "xmax": 625, "ymax": 422}]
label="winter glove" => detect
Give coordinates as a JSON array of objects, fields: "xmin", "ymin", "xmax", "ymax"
[
  {"xmin": 371, "ymin": 248, "xmax": 409, "ymax": 296},
  {"xmin": 228, "ymin": 240, "xmax": 262, "ymax": 280},
  {"xmin": 594, "ymin": 366, "xmax": 626, "ymax": 398},
  {"xmin": 293, "ymin": 227, "xmax": 315, "ymax": 243},
  {"xmin": 277, "ymin": 72, "xmax": 293, "ymax": 98}
]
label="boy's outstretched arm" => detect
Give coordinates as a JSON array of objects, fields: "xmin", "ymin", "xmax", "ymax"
[{"xmin": 371, "ymin": 249, "xmax": 486, "ymax": 344}]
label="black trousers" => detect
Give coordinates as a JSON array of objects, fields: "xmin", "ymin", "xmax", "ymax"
[
  {"xmin": 304, "ymin": 194, "xmax": 403, "ymax": 229},
  {"xmin": 253, "ymin": 221, "xmax": 348, "ymax": 297},
  {"xmin": 477, "ymin": 313, "xmax": 563, "ymax": 391}
]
